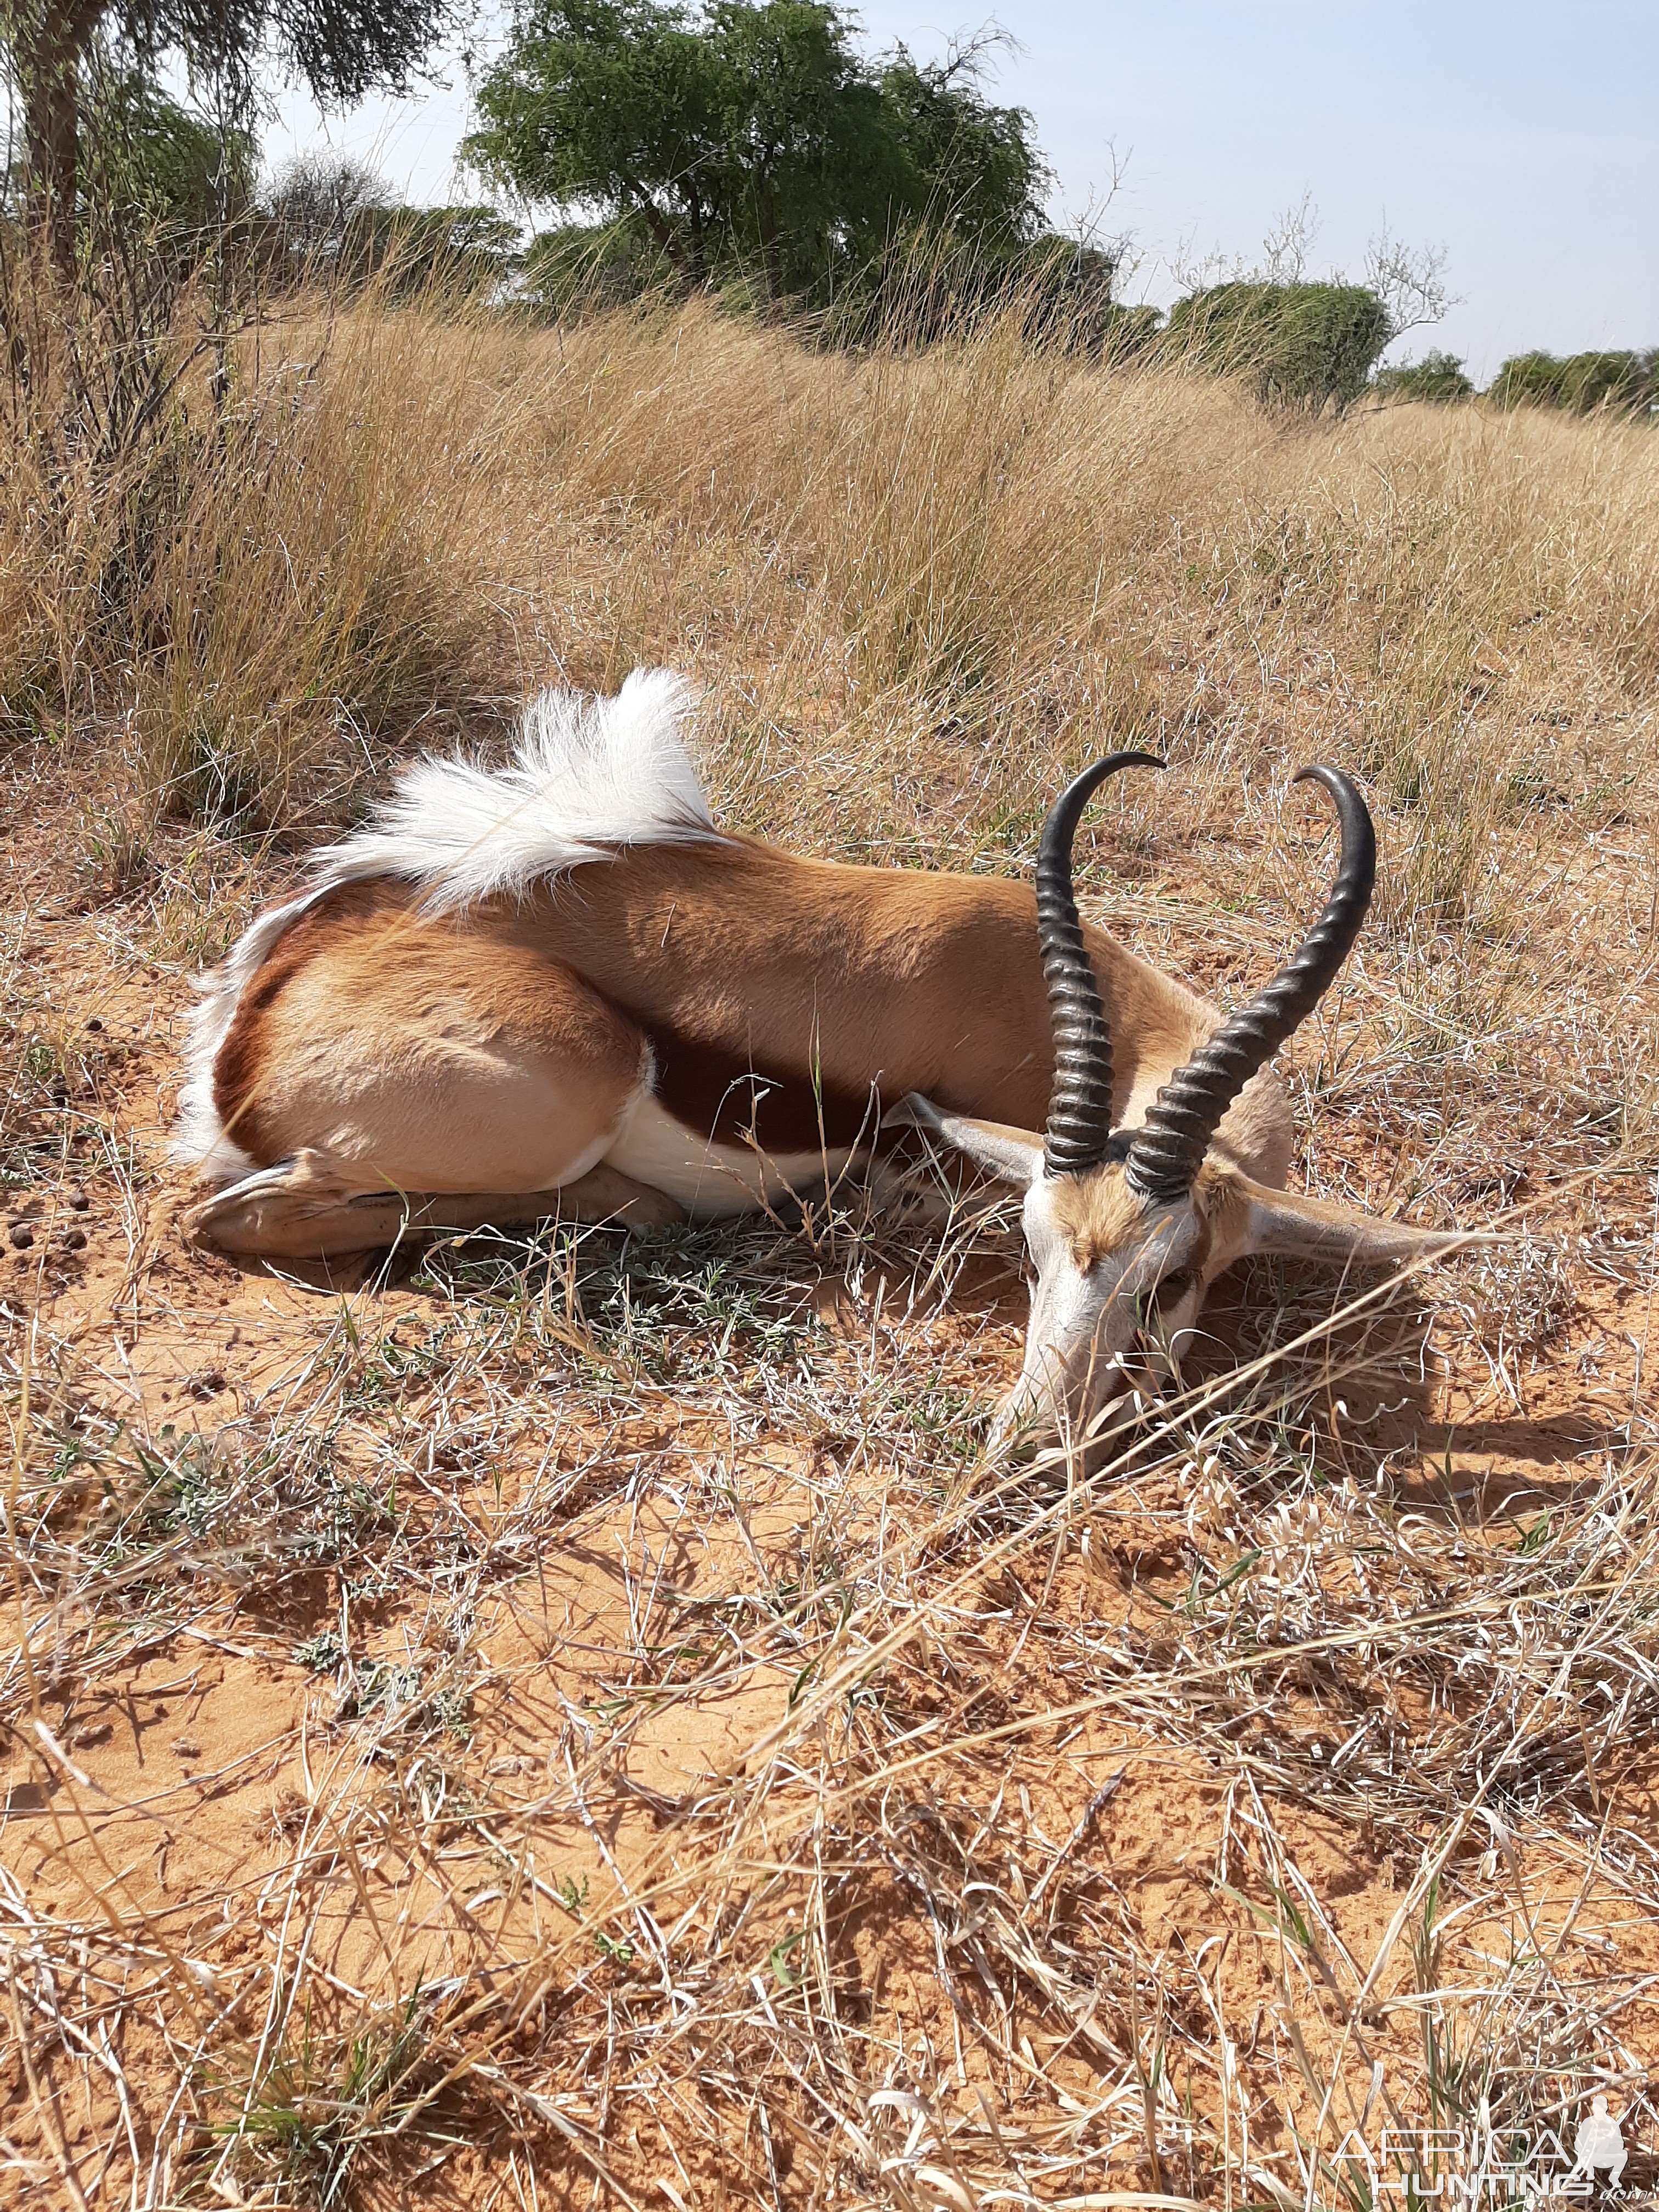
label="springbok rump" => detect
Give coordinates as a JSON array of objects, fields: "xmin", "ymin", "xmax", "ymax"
[{"xmin": 177, "ymin": 670, "xmax": 1479, "ymax": 1443}]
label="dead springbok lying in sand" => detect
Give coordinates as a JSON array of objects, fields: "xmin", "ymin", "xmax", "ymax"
[{"xmin": 178, "ymin": 670, "xmax": 1478, "ymax": 1445}]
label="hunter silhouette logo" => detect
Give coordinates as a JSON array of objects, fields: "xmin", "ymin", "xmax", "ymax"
[{"xmin": 1573, "ymin": 2101, "xmax": 1628, "ymax": 2191}]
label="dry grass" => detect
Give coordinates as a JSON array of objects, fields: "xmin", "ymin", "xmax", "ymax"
[{"xmin": 2, "ymin": 296, "xmax": 1658, "ymax": 2208}]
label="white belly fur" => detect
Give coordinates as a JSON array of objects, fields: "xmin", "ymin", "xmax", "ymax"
[{"xmin": 605, "ymin": 1092, "xmax": 859, "ymax": 1218}]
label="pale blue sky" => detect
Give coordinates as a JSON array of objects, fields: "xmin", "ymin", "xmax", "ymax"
[{"xmin": 260, "ymin": 2, "xmax": 1659, "ymax": 380}]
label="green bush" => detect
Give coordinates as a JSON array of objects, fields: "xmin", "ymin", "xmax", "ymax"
[
  {"xmin": 1372, "ymin": 348, "xmax": 1474, "ymax": 403},
  {"xmin": 521, "ymin": 219, "xmax": 677, "ymax": 312},
  {"xmin": 825, "ymin": 232, "xmax": 1153, "ymax": 353},
  {"xmin": 1486, "ymin": 349, "xmax": 1655, "ymax": 415},
  {"xmin": 517, "ymin": 219, "xmax": 1153, "ymax": 357},
  {"xmin": 1164, "ymin": 280, "xmax": 1391, "ymax": 410}
]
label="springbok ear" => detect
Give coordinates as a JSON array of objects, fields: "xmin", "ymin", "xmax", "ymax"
[
  {"xmin": 883, "ymin": 1093, "xmax": 1043, "ymax": 1190},
  {"xmin": 1238, "ymin": 1173, "xmax": 1495, "ymax": 1269}
]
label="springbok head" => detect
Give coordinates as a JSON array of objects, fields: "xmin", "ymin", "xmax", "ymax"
[{"xmin": 894, "ymin": 755, "xmax": 1476, "ymax": 1451}]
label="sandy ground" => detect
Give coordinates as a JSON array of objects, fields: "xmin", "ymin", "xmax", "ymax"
[{"xmin": 4, "ymin": 758, "xmax": 1658, "ymax": 2209}]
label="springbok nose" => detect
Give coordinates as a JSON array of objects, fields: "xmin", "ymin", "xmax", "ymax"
[{"xmin": 987, "ymin": 1367, "xmax": 1059, "ymax": 1457}]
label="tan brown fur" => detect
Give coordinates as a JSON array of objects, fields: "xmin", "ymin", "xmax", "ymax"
[
  {"xmin": 214, "ymin": 880, "xmax": 648, "ymax": 1195},
  {"xmin": 1048, "ymin": 1171, "xmax": 1160, "ymax": 1276},
  {"xmin": 517, "ymin": 838, "xmax": 1220, "ymax": 1139},
  {"xmin": 206, "ymin": 834, "xmax": 1291, "ymax": 1203}
]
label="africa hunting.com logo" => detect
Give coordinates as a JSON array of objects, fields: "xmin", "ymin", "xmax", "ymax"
[{"xmin": 1325, "ymin": 2095, "xmax": 1657, "ymax": 2212}]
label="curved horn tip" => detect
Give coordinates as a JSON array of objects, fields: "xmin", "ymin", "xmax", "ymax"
[
  {"xmin": 1096, "ymin": 748, "xmax": 1167, "ymax": 781},
  {"xmin": 1120, "ymin": 757, "xmax": 1377, "ymax": 1204},
  {"xmin": 1289, "ymin": 763, "xmax": 1377, "ymax": 871},
  {"xmin": 1290, "ymin": 761, "xmax": 1374, "ymax": 816},
  {"xmin": 1052, "ymin": 750, "xmax": 1168, "ymax": 813}
]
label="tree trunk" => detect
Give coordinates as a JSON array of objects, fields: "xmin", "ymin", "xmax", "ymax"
[
  {"xmin": 619, "ymin": 172, "xmax": 686, "ymax": 281},
  {"xmin": 755, "ymin": 177, "xmax": 782, "ymax": 307},
  {"xmin": 19, "ymin": 0, "xmax": 104, "ymax": 284}
]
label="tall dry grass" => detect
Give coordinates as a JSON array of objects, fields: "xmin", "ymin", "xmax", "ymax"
[
  {"xmin": 4, "ymin": 292, "xmax": 1654, "ymax": 853},
  {"xmin": 3, "ymin": 292, "xmax": 1658, "ymax": 2208},
  {"xmin": 6, "ymin": 287, "xmax": 1654, "ymax": 1148}
]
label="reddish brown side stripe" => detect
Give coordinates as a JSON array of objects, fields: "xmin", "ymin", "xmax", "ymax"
[{"xmin": 640, "ymin": 1019, "xmax": 881, "ymax": 1154}]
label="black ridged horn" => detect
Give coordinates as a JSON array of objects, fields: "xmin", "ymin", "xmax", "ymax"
[
  {"xmin": 1038, "ymin": 752, "xmax": 1166, "ymax": 1177},
  {"xmin": 1124, "ymin": 765, "xmax": 1376, "ymax": 1206}
]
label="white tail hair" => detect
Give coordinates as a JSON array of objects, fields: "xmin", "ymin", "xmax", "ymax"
[
  {"xmin": 307, "ymin": 667, "xmax": 712, "ymax": 911},
  {"xmin": 174, "ymin": 669, "xmax": 714, "ymax": 1178}
]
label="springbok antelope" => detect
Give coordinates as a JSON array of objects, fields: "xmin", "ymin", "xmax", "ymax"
[{"xmin": 178, "ymin": 670, "xmax": 1476, "ymax": 1443}]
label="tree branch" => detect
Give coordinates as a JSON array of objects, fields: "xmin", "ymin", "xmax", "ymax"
[{"xmin": 617, "ymin": 170, "xmax": 683, "ymax": 265}]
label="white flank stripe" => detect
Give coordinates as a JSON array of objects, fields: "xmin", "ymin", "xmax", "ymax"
[{"xmin": 607, "ymin": 1094, "xmax": 857, "ymax": 1218}]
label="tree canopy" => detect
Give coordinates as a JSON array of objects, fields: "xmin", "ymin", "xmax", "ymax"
[
  {"xmin": 1486, "ymin": 348, "xmax": 1654, "ymax": 415},
  {"xmin": 2, "ymin": 0, "xmax": 461, "ymax": 273},
  {"xmin": 464, "ymin": 0, "xmax": 1048, "ymax": 302},
  {"xmin": 77, "ymin": 63, "xmax": 257, "ymax": 240}
]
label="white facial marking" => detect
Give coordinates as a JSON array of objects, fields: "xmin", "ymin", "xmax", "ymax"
[{"xmin": 995, "ymin": 1176, "xmax": 1206, "ymax": 1446}]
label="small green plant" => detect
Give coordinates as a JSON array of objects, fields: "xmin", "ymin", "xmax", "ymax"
[
  {"xmin": 1511, "ymin": 1513, "xmax": 1553, "ymax": 1556},
  {"xmin": 349, "ymin": 1659, "xmax": 424, "ymax": 1716},
  {"xmin": 222, "ymin": 1990, "xmax": 434, "ymax": 2206},
  {"xmin": 76, "ymin": 799, "xmax": 154, "ymax": 896},
  {"xmin": 768, "ymin": 1930, "xmax": 806, "ymax": 1988}
]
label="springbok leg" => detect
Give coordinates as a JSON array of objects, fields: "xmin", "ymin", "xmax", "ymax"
[{"xmin": 184, "ymin": 1151, "xmax": 684, "ymax": 1261}]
